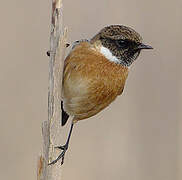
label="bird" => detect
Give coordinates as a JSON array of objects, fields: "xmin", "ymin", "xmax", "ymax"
[{"xmin": 49, "ymin": 25, "xmax": 153, "ymax": 165}]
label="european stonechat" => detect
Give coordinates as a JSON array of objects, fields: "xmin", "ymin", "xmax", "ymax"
[{"xmin": 49, "ymin": 25, "xmax": 153, "ymax": 165}]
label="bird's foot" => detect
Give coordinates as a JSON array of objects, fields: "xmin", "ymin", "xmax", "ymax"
[
  {"xmin": 56, "ymin": 144, "xmax": 68, "ymax": 151},
  {"xmin": 48, "ymin": 143, "xmax": 68, "ymax": 165}
]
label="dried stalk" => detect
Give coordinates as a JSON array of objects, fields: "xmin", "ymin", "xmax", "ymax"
[{"xmin": 37, "ymin": 0, "xmax": 68, "ymax": 179}]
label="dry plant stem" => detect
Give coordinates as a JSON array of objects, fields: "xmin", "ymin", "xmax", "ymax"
[{"xmin": 37, "ymin": 0, "xmax": 68, "ymax": 179}]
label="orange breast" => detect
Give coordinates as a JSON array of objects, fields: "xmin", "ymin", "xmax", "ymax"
[{"xmin": 62, "ymin": 42, "xmax": 128, "ymax": 121}]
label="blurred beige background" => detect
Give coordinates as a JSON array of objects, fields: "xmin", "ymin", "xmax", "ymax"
[{"xmin": 0, "ymin": 0, "xmax": 181, "ymax": 180}]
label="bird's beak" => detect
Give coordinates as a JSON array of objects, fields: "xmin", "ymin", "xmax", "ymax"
[{"xmin": 137, "ymin": 43, "xmax": 153, "ymax": 50}]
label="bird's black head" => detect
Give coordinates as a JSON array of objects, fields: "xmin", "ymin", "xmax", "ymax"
[{"xmin": 91, "ymin": 25, "xmax": 153, "ymax": 66}]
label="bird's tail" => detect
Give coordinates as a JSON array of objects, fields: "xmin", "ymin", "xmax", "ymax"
[{"xmin": 61, "ymin": 101, "xmax": 69, "ymax": 126}]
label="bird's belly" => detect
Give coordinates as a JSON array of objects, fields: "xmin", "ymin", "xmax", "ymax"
[{"xmin": 62, "ymin": 76, "xmax": 119, "ymax": 121}]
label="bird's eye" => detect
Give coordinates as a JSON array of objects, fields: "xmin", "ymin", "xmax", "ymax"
[{"xmin": 116, "ymin": 39, "xmax": 129, "ymax": 49}]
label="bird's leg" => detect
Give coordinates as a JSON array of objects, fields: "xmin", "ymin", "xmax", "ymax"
[
  {"xmin": 56, "ymin": 122, "xmax": 74, "ymax": 151},
  {"xmin": 48, "ymin": 123, "xmax": 74, "ymax": 165}
]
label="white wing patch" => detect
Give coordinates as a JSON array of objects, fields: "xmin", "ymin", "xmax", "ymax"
[{"xmin": 100, "ymin": 46, "xmax": 120, "ymax": 63}]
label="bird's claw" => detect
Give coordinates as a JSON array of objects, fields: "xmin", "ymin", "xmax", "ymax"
[
  {"xmin": 48, "ymin": 144, "xmax": 68, "ymax": 165},
  {"xmin": 55, "ymin": 144, "xmax": 68, "ymax": 151}
]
